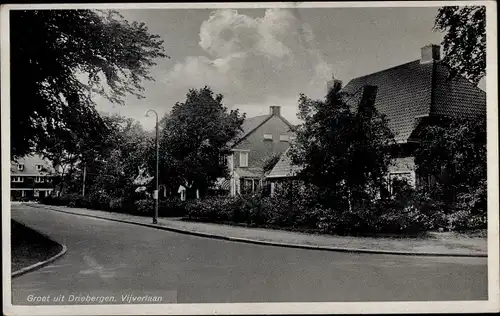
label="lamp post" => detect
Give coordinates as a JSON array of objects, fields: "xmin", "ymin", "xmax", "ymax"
[{"xmin": 146, "ymin": 109, "xmax": 159, "ymax": 224}]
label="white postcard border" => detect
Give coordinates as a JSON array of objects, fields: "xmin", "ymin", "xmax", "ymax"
[{"xmin": 2, "ymin": 1, "xmax": 498, "ymax": 315}]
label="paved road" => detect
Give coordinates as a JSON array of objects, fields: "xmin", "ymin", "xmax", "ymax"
[{"xmin": 10, "ymin": 204, "xmax": 487, "ymax": 304}]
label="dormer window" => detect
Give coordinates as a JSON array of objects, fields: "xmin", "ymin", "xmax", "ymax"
[
  {"xmin": 36, "ymin": 164, "xmax": 43, "ymax": 171},
  {"xmin": 279, "ymin": 134, "xmax": 289, "ymax": 142},
  {"xmin": 263, "ymin": 133, "xmax": 273, "ymax": 140},
  {"xmin": 17, "ymin": 164, "xmax": 24, "ymax": 171}
]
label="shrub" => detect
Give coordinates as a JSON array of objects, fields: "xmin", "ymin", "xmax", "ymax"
[
  {"xmin": 134, "ymin": 199, "xmax": 154, "ymax": 216},
  {"xmin": 445, "ymin": 210, "xmax": 487, "ymax": 231},
  {"xmin": 159, "ymin": 197, "xmax": 188, "ymax": 217},
  {"xmin": 109, "ymin": 197, "xmax": 125, "ymax": 212},
  {"xmin": 185, "ymin": 198, "xmax": 216, "ymax": 221}
]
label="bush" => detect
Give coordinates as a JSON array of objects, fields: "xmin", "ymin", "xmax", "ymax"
[
  {"xmin": 445, "ymin": 210, "xmax": 487, "ymax": 231},
  {"xmin": 131, "ymin": 197, "xmax": 189, "ymax": 217},
  {"xmin": 184, "ymin": 197, "xmax": 240, "ymax": 222},
  {"xmin": 159, "ymin": 197, "xmax": 188, "ymax": 217},
  {"xmin": 134, "ymin": 199, "xmax": 154, "ymax": 216},
  {"xmin": 109, "ymin": 197, "xmax": 125, "ymax": 212},
  {"xmin": 40, "ymin": 177, "xmax": 484, "ymax": 235}
]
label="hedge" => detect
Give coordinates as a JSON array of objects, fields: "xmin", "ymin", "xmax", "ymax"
[
  {"xmin": 182, "ymin": 184, "xmax": 486, "ymax": 235},
  {"xmin": 41, "ymin": 193, "xmax": 187, "ymax": 217},
  {"xmin": 41, "ymin": 182, "xmax": 486, "ymax": 235}
]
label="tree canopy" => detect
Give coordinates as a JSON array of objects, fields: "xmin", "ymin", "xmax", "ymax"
[
  {"xmin": 87, "ymin": 115, "xmax": 153, "ymax": 197},
  {"xmin": 53, "ymin": 114, "xmax": 152, "ymax": 197},
  {"xmin": 10, "ymin": 9, "xmax": 168, "ymax": 159},
  {"xmin": 159, "ymin": 87, "xmax": 245, "ymax": 197},
  {"xmin": 434, "ymin": 6, "xmax": 486, "ymax": 85},
  {"xmin": 289, "ymin": 83, "xmax": 395, "ymax": 209},
  {"xmin": 414, "ymin": 116, "xmax": 487, "ymax": 214}
]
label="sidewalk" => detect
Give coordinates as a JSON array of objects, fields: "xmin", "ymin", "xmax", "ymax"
[{"xmin": 27, "ymin": 203, "xmax": 487, "ymax": 257}]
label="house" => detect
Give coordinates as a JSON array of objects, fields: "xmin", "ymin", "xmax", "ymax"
[
  {"xmin": 267, "ymin": 44, "xmax": 486, "ymax": 190},
  {"xmin": 10, "ymin": 154, "xmax": 58, "ymax": 200},
  {"xmin": 225, "ymin": 105, "xmax": 296, "ymax": 196}
]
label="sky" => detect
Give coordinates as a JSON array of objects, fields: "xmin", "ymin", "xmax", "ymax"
[{"xmin": 94, "ymin": 6, "xmax": 451, "ymax": 131}]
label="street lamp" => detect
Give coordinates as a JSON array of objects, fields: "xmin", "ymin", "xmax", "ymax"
[{"xmin": 146, "ymin": 109, "xmax": 159, "ymax": 224}]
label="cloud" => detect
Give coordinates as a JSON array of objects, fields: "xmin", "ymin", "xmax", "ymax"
[{"xmin": 162, "ymin": 8, "xmax": 333, "ymax": 115}]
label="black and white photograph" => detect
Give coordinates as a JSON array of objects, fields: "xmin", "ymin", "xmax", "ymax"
[{"xmin": 2, "ymin": 1, "xmax": 498, "ymax": 315}]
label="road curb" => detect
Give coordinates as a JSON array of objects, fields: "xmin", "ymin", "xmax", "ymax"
[
  {"xmin": 31, "ymin": 204, "xmax": 487, "ymax": 258},
  {"xmin": 11, "ymin": 220, "xmax": 68, "ymax": 278}
]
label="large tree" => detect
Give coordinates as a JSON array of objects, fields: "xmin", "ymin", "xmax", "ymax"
[
  {"xmin": 87, "ymin": 115, "xmax": 152, "ymax": 198},
  {"xmin": 57, "ymin": 114, "xmax": 153, "ymax": 197},
  {"xmin": 289, "ymin": 83, "xmax": 395, "ymax": 209},
  {"xmin": 434, "ymin": 6, "xmax": 486, "ymax": 85},
  {"xmin": 414, "ymin": 116, "xmax": 487, "ymax": 215},
  {"xmin": 160, "ymin": 87, "xmax": 245, "ymax": 198},
  {"xmin": 10, "ymin": 9, "xmax": 168, "ymax": 159}
]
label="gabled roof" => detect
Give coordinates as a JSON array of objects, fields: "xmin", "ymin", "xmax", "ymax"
[
  {"xmin": 342, "ymin": 60, "xmax": 486, "ymax": 142},
  {"xmin": 228, "ymin": 115, "xmax": 270, "ymax": 148},
  {"xmin": 230, "ymin": 111, "xmax": 296, "ymax": 148},
  {"xmin": 268, "ymin": 59, "xmax": 487, "ymax": 179},
  {"xmin": 266, "ymin": 147, "xmax": 302, "ymax": 179},
  {"xmin": 11, "ymin": 154, "xmax": 57, "ymax": 176}
]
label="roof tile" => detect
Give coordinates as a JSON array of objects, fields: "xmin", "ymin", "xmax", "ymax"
[
  {"xmin": 343, "ymin": 60, "xmax": 433, "ymax": 142},
  {"xmin": 267, "ymin": 148, "xmax": 302, "ymax": 179},
  {"xmin": 11, "ymin": 154, "xmax": 56, "ymax": 175},
  {"xmin": 269, "ymin": 59, "xmax": 486, "ymax": 178}
]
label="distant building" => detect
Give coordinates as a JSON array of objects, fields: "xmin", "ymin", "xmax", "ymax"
[
  {"xmin": 267, "ymin": 44, "xmax": 486, "ymax": 191},
  {"xmin": 10, "ymin": 154, "xmax": 58, "ymax": 200},
  {"xmin": 222, "ymin": 105, "xmax": 296, "ymax": 196}
]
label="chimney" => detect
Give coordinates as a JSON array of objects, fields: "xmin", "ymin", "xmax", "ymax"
[
  {"xmin": 420, "ymin": 44, "xmax": 441, "ymax": 64},
  {"xmin": 358, "ymin": 85, "xmax": 378, "ymax": 115},
  {"xmin": 269, "ymin": 106, "xmax": 281, "ymax": 116},
  {"xmin": 327, "ymin": 79, "xmax": 343, "ymax": 94}
]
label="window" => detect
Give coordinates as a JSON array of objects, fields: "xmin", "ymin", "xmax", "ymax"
[
  {"xmin": 34, "ymin": 176, "xmax": 45, "ymax": 183},
  {"xmin": 17, "ymin": 164, "xmax": 24, "ymax": 171},
  {"xmin": 36, "ymin": 164, "xmax": 43, "ymax": 171},
  {"xmin": 263, "ymin": 133, "xmax": 273, "ymax": 140},
  {"xmin": 279, "ymin": 134, "xmax": 289, "ymax": 142},
  {"xmin": 11, "ymin": 176, "xmax": 23, "ymax": 183},
  {"xmin": 239, "ymin": 152, "xmax": 249, "ymax": 167},
  {"xmin": 290, "ymin": 136, "xmax": 297, "ymax": 142}
]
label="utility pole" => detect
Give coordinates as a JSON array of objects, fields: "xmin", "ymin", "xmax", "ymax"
[{"xmin": 146, "ymin": 109, "xmax": 159, "ymax": 224}]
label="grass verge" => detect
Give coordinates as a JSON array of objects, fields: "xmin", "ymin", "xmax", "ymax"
[{"xmin": 11, "ymin": 220, "xmax": 63, "ymax": 273}]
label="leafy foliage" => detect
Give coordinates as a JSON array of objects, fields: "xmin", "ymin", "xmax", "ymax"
[
  {"xmin": 414, "ymin": 116, "xmax": 487, "ymax": 216},
  {"xmin": 87, "ymin": 115, "xmax": 153, "ymax": 197},
  {"xmin": 159, "ymin": 87, "xmax": 245, "ymax": 197},
  {"xmin": 289, "ymin": 83, "xmax": 395, "ymax": 210},
  {"xmin": 182, "ymin": 184, "xmax": 435, "ymax": 235},
  {"xmin": 10, "ymin": 9, "xmax": 168, "ymax": 158},
  {"xmin": 434, "ymin": 6, "xmax": 486, "ymax": 85},
  {"xmin": 41, "ymin": 194, "xmax": 187, "ymax": 217},
  {"xmin": 47, "ymin": 114, "xmax": 154, "ymax": 198}
]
